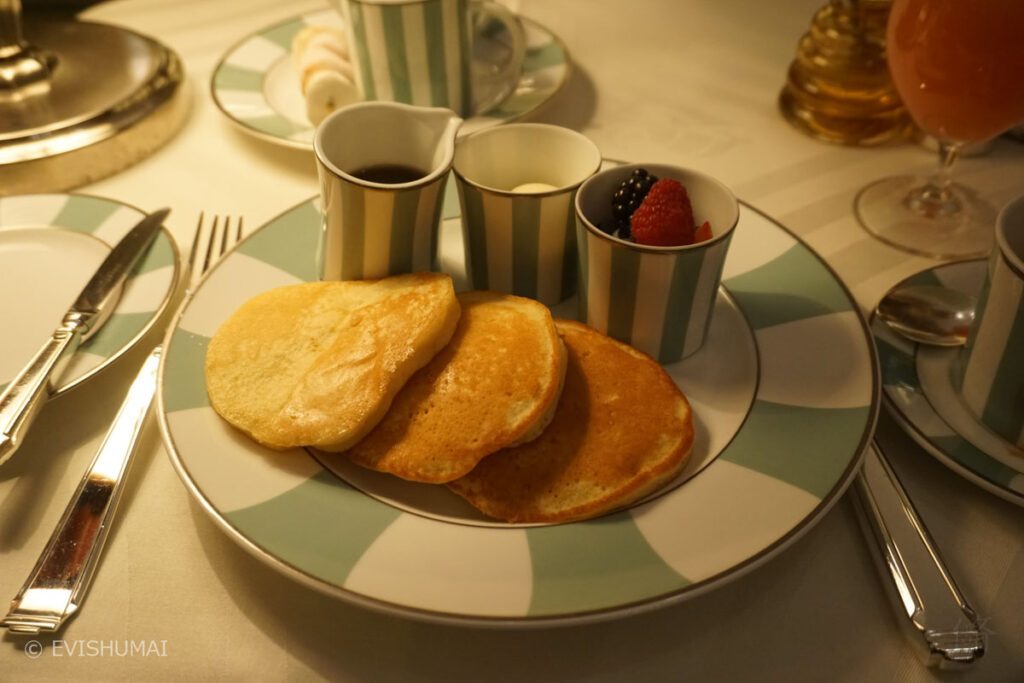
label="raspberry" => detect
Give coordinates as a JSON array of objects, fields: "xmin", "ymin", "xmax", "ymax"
[{"xmin": 630, "ymin": 179, "xmax": 696, "ymax": 246}]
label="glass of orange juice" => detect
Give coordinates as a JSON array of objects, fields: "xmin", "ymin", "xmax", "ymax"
[{"xmin": 854, "ymin": 0, "xmax": 1024, "ymax": 258}]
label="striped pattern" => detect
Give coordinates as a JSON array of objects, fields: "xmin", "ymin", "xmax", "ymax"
[
  {"xmin": 873, "ymin": 260, "xmax": 1024, "ymax": 504},
  {"xmin": 160, "ymin": 198, "xmax": 876, "ymax": 621},
  {"xmin": 577, "ymin": 222, "xmax": 734, "ymax": 363},
  {"xmin": 457, "ymin": 181, "xmax": 577, "ymax": 305},
  {"xmin": 959, "ymin": 248, "xmax": 1024, "ymax": 446},
  {"xmin": 341, "ymin": 0, "xmax": 472, "ymax": 115},
  {"xmin": 210, "ymin": 9, "xmax": 568, "ymax": 147},
  {"xmin": 319, "ymin": 173, "xmax": 448, "ymax": 280},
  {"xmin": 0, "ymin": 193, "xmax": 178, "ymax": 395}
]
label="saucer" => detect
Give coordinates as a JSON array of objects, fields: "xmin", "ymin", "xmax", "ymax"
[
  {"xmin": 872, "ymin": 260, "xmax": 1024, "ymax": 506},
  {"xmin": 0, "ymin": 193, "xmax": 180, "ymax": 395},
  {"xmin": 211, "ymin": 9, "xmax": 569, "ymax": 150}
]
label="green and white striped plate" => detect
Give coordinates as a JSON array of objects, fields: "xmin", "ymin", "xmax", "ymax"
[
  {"xmin": 0, "ymin": 193, "xmax": 179, "ymax": 395},
  {"xmin": 210, "ymin": 9, "xmax": 569, "ymax": 150},
  {"xmin": 158, "ymin": 192, "xmax": 878, "ymax": 625},
  {"xmin": 873, "ymin": 261, "xmax": 1024, "ymax": 507}
]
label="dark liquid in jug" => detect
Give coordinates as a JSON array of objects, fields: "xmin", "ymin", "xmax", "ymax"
[{"xmin": 351, "ymin": 164, "xmax": 427, "ymax": 184}]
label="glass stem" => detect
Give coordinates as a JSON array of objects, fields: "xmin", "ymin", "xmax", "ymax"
[
  {"xmin": 904, "ymin": 140, "xmax": 963, "ymax": 218},
  {"xmin": 931, "ymin": 140, "xmax": 961, "ymax": 198}
]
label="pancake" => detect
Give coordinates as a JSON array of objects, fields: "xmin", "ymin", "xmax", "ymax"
[
  {"xmin": 447, "ymin": 319, "xmax": 693, "ymax": 523},
  {"xmin": 204, "ymin": 273, "xmax": 460, "ymax": 451},
  {"xmin": 346, "ymin": 291, "xmax": 567, "ymax": 483}
]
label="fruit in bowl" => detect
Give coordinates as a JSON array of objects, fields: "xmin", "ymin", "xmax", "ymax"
[{"xmin": 607, "ymin": 167, "xmax": 713, "ymax": 246}]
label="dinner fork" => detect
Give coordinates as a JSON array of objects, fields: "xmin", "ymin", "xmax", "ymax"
[{"xmin": 1, "ymin": 215, "xmax": 244, "ymax": 635}]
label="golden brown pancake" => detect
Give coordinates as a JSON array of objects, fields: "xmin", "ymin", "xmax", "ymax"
[
  {"xmin": 346, "ymin": 291, "xmax": 567, "ymax": 483},
  {"xmin": 204, "ymin": 273, "xmax": 460, "ymax": 451},
  {"xmin": 447, "ymin": 319, "xmax": 693, "ymax": 523}
]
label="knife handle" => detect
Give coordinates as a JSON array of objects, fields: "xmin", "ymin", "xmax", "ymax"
[
  {"xmin": 0, "ymin": 312, "xmax": 88, "ymax": 466},
  {"xmin": 853, "ymin": 441, "xmax": 985, "ymax": 668},
  {"xmin": 1, "ymin": 348, "xmax": 161, "ymax": 634}
]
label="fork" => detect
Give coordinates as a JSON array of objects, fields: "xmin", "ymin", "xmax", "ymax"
[{"xmin": 1, "ymin": 215, "xmax": 243, "ymax": 635}]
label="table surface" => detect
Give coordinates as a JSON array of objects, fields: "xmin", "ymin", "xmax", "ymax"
[{"xmin": 4, "ymin": 0, "xmax": 1024, "ymax": 680}]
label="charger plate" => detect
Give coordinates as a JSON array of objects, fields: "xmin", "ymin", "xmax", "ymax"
[
  {"xmin": 0, "ymin": 193, "xmax": 179, "ymax": 395},
  {"xmin": 158, "ymin": 191, "xmax": 877, "ymax": 626}
]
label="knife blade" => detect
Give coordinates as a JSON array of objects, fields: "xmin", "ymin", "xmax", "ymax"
[{"xmin": 0, "ymin": 207, "xmax": 170, "ymax": 466}]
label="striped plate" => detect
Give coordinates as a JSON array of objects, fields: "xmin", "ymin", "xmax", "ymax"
[
  {"xmin": 158, "ymin": 190, "xmax": 878, "ymax": 625},
  {"xmin": 0, "ymin": 193, "xmax": 180, "ymax": 395},
  {"xmin": 872, "ymin": 260, "xmax": 1024, "ymax": 507},
  {"xmin": 210, "ymin": 9, "xmax": 569, "ymax": 150}
]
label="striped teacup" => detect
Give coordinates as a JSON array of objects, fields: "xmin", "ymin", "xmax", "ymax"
[
  {"xmin": 314, "ymin": 101, "xmax": 463, "ymax": 281},
  {"xmin": 575, "ymin": 164, "xmax": 739, "ymax": 364},
  {"xmin": 957, "ymin": 194, "xmax": 1024, "ymax": 447},
  {"xmin": 334, "ymin": 0, "xmax": 525, "ymax": 117},
  {"xmin": 453, "ymin": 124, "xmax": 602, "ymax": 306}
]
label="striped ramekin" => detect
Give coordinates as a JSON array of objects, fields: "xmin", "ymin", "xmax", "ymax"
[
  {"xmin": 958, "ymin": 193, "xmax": 1024, "ymax": 447},
  {"xmin": 453, "ymin": 123, "xmax": 602, "ymax": 306},
  {"xmin": 574, "ymin": 163, "xmax": 739, "ymax": 364}
]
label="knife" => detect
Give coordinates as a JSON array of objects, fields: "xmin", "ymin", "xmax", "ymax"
[
  {"xmin": 0, "ymin": 207, "xmax": 170, "ymax": 466},
  {"xmin": 852, "ymin": 440, "xmax": 985, "ymax": 667}
]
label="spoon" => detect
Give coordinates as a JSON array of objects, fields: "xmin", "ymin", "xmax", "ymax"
[{"xmin": 875, "ymin": 284, "xmax": 977, "ymax": 347}]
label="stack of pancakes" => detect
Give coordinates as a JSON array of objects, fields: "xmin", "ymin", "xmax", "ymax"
[{"xmin": 205, "ymin": 272, "xmax": 693, "ymax": 523}]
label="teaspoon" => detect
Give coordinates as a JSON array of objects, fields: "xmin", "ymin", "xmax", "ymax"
[{"xmin": 875, "ymin": 284, "xmax": 977, "ymax": 347}]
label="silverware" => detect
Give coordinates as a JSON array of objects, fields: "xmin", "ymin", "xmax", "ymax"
[
  {"xmin": 0, "ymin": 208, "xmax": 171, "ymax": 466},
  {"xmin": 853, "ymin": 440, "xmax": 985, "ymax": 668},
  {"xmin": 874, "ymin": 283, "xmax": 976, "ymax": 347},
  {"xmin": 1, "ymin": 214, "xmax": 242, "ymax": 635}
]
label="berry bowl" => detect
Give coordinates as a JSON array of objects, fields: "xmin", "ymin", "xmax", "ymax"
[{"xmin": 574, "ymin": 163, "xmax": 739, "ymax": 363}]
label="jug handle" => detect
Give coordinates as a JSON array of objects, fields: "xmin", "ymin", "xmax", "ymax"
[{"xmin": 473, "ymin": 1, "xmax": 527, "ymax": 108}]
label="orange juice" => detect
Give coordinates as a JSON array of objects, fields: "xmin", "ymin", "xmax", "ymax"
[{"xmin": 887, "ymin": 0, "xmax": 1024, "ymax": 143}]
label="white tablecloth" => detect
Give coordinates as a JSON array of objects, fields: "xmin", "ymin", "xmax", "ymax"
[{"xmin": 4, "ymin": 0, "xmax": 1024, "ymax": 680}]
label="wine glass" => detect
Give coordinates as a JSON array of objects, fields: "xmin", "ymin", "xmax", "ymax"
[{"xmin": 854, "ymin": 0, "xmax": 1024, "ymax": 259}]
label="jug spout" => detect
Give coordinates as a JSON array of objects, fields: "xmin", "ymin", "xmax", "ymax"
[
  {"xmin": 413, "ymin": 104, "xmax": 463, "ymax": 177},
  {"xmin": 314, "ymin": 101, "xmax": 463, "ymax": 186}
]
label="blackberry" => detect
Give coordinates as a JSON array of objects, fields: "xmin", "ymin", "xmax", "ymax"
[{"xmin": 611, "ymin": 168, "xmax": 658, "ymax": 238}]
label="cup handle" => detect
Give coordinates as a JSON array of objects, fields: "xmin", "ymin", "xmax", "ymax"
[{"xmin": 469, "ymin": 0, "xmax": 527, "ymax": 114}]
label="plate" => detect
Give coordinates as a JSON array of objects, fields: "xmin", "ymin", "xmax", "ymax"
[
  {"xmin": 158, "ymin": 191, "xmax": 878, "ymax": 625},
  {"xmin": 872, "ymin": 261, "xmax": 1024, "ymax": 506},
  {"xmin": 0, "ymin": 193, "xmax": 180, "ymax": 395},
  {"xmin": 210, "ymin": 8, "xmax": 570, "ymax": 150}
]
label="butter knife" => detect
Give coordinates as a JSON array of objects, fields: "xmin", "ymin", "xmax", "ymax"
[
  {"xmin": 0, "ymin": 208, "xmax": 170, "ymax": 466},
  {"xmin": 853, "ymin": 440, "xmax": 985, "ymax": 668},
  {"xmin": 1, "ymin": 348, "xmax": 161, "ymax": 634}
]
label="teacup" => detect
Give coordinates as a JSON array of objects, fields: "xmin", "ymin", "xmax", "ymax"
[
  {"xmin": 574, "ymin": 163, "xmax": 739, "ymax": 364},
  {"xmin": 452, "ymin": 123, "xmax": 602, "ymax": 306},
  {"xmin": 314, "ymin": 101, "xmax": 463, "ymax": 281},
  {"xmin": 957, "ymin": 193, "xmax": 1024, "ymax": 447},
  {"xmin": 332, "ymin": 0, "xmax": 526, "ymax": 117}
]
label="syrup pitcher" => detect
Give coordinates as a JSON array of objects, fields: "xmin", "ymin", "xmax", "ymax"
[{"xmin": 314, "ymin": 101, "xmax": 463, "ymax": 281}]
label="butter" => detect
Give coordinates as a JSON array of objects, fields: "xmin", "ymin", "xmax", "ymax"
[{"xmin": 512, "ymin": 182, "xmax": 558, "ymax": 193}]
